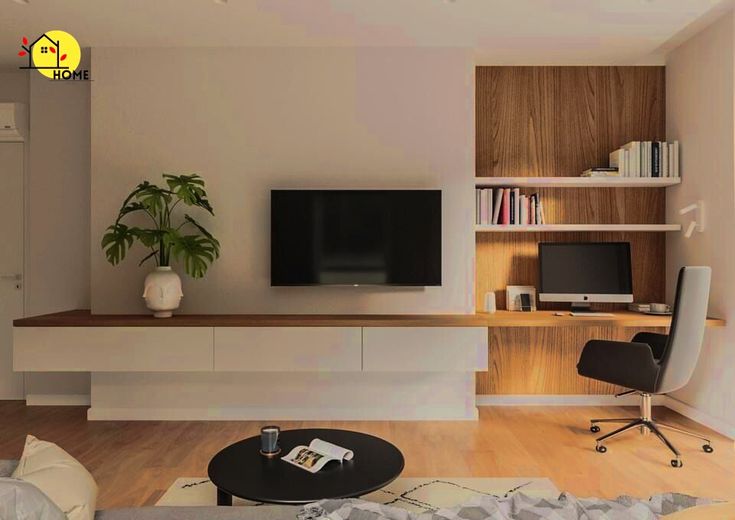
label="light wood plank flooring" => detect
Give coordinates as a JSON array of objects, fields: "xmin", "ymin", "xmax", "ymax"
[{"xmin": 1, "ymin": 402, "xmax": 733, "ymax": 509}]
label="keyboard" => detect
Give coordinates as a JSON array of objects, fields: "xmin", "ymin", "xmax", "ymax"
[{"xmin": 570, "ymin": 312, "xmax": 615, "ymax": 317}]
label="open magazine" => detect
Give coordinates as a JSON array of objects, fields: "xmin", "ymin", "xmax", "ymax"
[{"xmin": 281, "ymin": 438, "xmax": 354, "ymax": 473}]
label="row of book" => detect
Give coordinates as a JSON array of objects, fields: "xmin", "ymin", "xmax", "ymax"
[
  {"xmin": 596, "ymin": 140, "xmax": 680, "ymax": 178},
  {"xmin": 475, "ymin": 188, "xmax": 546, "ymax": 226}
]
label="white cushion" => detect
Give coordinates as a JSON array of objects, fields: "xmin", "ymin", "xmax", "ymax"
[
  {"xmin": 0, "ymin": 477, "xmax": 66, "ymax": 520},
  {"xmin": 12, "ymin": 435, "xmax": 97, "ymax": 520}
]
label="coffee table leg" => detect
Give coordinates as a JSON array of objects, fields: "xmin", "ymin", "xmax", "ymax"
[{"xmin": 216, "ymin": 488, "xmax": 233, "ymax": 506}]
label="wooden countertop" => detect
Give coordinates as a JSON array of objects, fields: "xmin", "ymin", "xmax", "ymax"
[{"xmin": 13, "ymin": 310, "xmax": 726, "ymax": 328}]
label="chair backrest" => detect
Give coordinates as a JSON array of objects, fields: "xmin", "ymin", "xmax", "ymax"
[{"xmin": 656, "ymin": 266, "xmax": 712, "ymax": 394}]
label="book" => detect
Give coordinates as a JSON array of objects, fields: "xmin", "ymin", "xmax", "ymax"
[
  {"xmin": 673, "ymin": 140, "xmax": 680, "ymax": 178},
  {"xmin": 282, "ymin": 438, "xmax": 354, "ymax": 473},
  {"xmin": 519, "ymin": 195, "xmax": 528, "ymax": 225},
  {"xmin": 530, "ymin": 195, "xmax": 536, "ymax": 225},
  {"xmin": 621, "ymin": 141, "xmax": 640, "ymax": 177},
  {"xmin": 486, "ymin": 189, "xmax": 493, "ymax": 224},
  {"xmin": 652, "ymin": 141, "xmax": 660, "ymax": 177},
  {"xmin": 501, "ymin": 188, "xmax": 510, "ymax": 225},
  {"xmin": 582, "ymin": 168, "xmax": 619, "ymax": 177},
  {"xmin": 538, "ymin": 198, "xmax": 546, "ymax": 225},
  {"xmin": 481, "ymin": 189, "xmax": 492, "ymax": 225},
  {"xmin": 513, "ymin": 188, "xmax": 520, "ymax": 225},
  {"xmin": 492, "ymin": 188, "xmax": 503, "ymax": 224},
  {"xmin": 475, "ymin": 188, "xmax": 482, "ymax": 224}
]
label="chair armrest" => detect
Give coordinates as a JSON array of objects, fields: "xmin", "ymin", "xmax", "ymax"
[
  {"xmin": 631, "ymin": 332, "xmax": 669, "ymax": 360},
  {"xmin": 577, "ymin": 339, "xmax": 660, "ymax": 393}
]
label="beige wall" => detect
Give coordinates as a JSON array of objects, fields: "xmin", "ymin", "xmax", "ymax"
[
  {"xmin": 0, "ymin": 72, "xmax": 29, "ymax": 104},
  {"xmin": 666, "ymin": 11, "xmax": 735, "ymax": 435},
  {"xmin": 90, "ymin": 47, "xmax": 475, "ymax": 314},
  {"xmin": 24, "ymin": 69, "xmax": 91, "ymax": 398}
]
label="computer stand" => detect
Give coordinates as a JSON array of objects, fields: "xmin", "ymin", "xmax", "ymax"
[{"xmin": 570, "ymin": 302, "xmax": 593, "ymax": 313}]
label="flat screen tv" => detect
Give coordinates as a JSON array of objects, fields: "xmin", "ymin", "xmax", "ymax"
[{"xmin": 271, "ymin": 190, "xmax": 441, "ymax": 286}]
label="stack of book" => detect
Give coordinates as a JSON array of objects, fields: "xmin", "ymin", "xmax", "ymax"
[
  {"xmin": 606, "ymin": 141, "xmax": 680, "ymax": 178},
  {"xmin": 475, "ymin": 188, "xmax": 546, "ymax": 226},
  {"xmin": 628, "ymin": 303, "xmax": 651, "ymax": 313}
]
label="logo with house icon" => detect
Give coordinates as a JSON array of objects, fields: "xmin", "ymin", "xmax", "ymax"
[{"xmin": 18, "ymin": 30, "xmax": 84, "ymax": 80}]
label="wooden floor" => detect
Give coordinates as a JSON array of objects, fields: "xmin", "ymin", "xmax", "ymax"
[{"xmin": 1, "ymin": 402, "xmax": 733, "ymax": 509}]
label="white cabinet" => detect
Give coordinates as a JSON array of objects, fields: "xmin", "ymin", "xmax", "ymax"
[
  {"xmin": 214, "ymin": 327, "xmax": 362, "ymax": 372},
  {"xmin": 14, "ymin": 327, "xmax": 213, "ymax": 372},
  {"xmin": 362, "ymin": 327, "xmax": 488, "ymax": 372}
]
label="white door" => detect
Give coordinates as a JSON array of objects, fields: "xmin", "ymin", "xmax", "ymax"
[{"xmin": 0, "ymin": 143, "xmax": 24, "ymax": 399}]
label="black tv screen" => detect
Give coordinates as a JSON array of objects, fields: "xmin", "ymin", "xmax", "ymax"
[{"xmin": 271, "ymin": 190, "xmax": 441, "ymax": 286}]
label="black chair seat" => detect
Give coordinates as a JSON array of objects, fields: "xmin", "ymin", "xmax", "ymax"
[{"xmin": 577, "ymin": 339, "xmax": 660, "ymax": 393}]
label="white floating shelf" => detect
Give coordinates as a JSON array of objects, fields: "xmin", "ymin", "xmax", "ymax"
[
  {"xmin": 474, "ymin": 176, "xmax": 681, "ymax": 188},
  {"xmin": 475, "ymin": 224, "xmax": 682, "ymax": 233}
]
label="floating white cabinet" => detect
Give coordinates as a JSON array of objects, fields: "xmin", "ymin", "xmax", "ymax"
[
  {"xmin": 214, "ymin": 327, "xmax": 362, "ymax": 372},
  {"xmin": 13, "ymin": 327, "xmax": 214, "ymax": 372},
  {"xmin": 14, "ymin": 325, "xmax": 488, "ymax": 373},
  {"xmin": 362, "ymin": 327, "xmax": 488, "ymax": 372}
]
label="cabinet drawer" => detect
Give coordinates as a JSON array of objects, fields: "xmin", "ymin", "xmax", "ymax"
[
  {"xmin": 362, "ymin": 327, "xmax": 488, "ymax": 372},
  {"xmin": 13, "ymin": 327, "xmax": 213, "ymax": 372},
  {"xmin": 214, "ymin": 327, "xmax": 361, "ymax": 372}
]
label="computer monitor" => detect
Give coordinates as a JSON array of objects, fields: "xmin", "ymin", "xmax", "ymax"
[{"xmin": 538, "ymin": 242, "xmax": 633, "ymax": 312}]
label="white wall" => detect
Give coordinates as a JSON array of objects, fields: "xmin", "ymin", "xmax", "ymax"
[
  {"xmin": 666, "ymin": 10, "xmax": 735, "ymax": 435},
  {"xmin": 24, "ymin": 68, "xmax": 91, "ymax": 399},
  {"xmin": 90, "ymin": 47, "xmax": 475, "ymax": 314}
]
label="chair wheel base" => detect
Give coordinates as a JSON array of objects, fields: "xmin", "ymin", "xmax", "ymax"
[
  {"xmin": 671, "ymin": 459, "xmax": 683, "ymax": 468},
  {"xmin": 590, "ymin": 425, "xmax": 600, "ymax": 433},
  {"xmin": 703, "ymin": 444, "xmax": 714, "ymax": 453},
  {"xmin": 595, "ymin": 444, "xmax": 607, "ymax": 453}
]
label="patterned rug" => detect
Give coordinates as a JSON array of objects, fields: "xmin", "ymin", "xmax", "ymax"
[{"xmin": 157, "ymin": 477, "xmax": 560, "ymax": 512}]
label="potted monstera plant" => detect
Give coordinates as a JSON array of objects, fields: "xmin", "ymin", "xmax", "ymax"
[{"xmin": 101, "ymin": 173, "xmax": 220, "ymax": 317}]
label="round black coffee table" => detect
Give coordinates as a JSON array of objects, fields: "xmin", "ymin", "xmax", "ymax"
[{"xmin": 208, "ymin": 428, "xmax": 405, "ymax": 505}]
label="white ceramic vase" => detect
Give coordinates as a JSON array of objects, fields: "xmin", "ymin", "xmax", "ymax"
[{"xmin": 142, "ymin": 266, "xmax": 183, "ymax": 318}]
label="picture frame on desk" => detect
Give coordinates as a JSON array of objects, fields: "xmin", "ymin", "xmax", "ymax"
[{"xmin": 506, "ymin": 285, "xmax": 537, "ymax": 312}]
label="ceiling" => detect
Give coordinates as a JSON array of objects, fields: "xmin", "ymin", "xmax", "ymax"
[{"xmin": 0, "ymin": 0, "xmax": 731, "ymax": 70}]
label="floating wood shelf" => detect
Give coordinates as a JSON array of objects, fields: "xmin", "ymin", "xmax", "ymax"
[
  {"xmin": 474, "ymin": 177, "xmax": 681, "ymax": 188},
  {"xmin": 475, "ymin": 224, "xmax": 681, "ymax": 233}
]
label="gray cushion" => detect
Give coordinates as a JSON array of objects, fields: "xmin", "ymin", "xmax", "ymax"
[
  {"xmin": 95, "ymin": 505, "xmax": 300, "ymax": 520},
  {"xmin": 0, "ymin": 477, "xmax": 66, "ymax": 520},
  {"xmin": 0, "ymin": 460, "xmax": 19, "ymax": 478}
]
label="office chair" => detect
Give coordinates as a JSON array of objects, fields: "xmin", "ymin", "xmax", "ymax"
[{"xmin": 577, "ymin": 266, "xmax": 712, "ymax": 468}]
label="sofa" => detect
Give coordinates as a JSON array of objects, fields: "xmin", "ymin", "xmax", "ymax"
[{"xmin": 1, "ymin": 459, "xmax": 300, "ymax": 520}]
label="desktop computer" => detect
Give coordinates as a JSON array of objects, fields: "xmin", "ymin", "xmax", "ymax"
[{"xmin": 538, "ymin": 242, "xmax": 633, "ymax": 315}]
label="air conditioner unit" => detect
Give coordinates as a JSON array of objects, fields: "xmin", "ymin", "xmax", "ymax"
[{"xmin": 0, "ymin": 103, "xmax": 27, "ymax": 142}]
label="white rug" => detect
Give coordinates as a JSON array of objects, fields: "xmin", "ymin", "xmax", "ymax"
[{"xmin": 156, "ymin": 477, "xmax": 559, "ymax": 512}]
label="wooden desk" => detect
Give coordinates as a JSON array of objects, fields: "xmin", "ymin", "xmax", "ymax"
[
  {"xmin": 12, "ymin": 309, "xmax": 726, "ymax": 328},
  {"xmin": 482, "ymin": 310, "xmax": 725, "ymax": 328}
]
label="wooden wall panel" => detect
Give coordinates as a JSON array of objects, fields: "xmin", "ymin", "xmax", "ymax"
[
  {"xmin": 479, "ymin": 326, "xmax": 667, "ymax": 395},
  {"xmin": 475, "ymin": 66, "xmax": 667, "ymax": 395},
  {"xmin": 476, "ymin": 66, "xmax": 666, "ymax": 177}
]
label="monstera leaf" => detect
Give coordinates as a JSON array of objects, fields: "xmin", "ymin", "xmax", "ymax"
[
  {"xmin": 101, "ymin": 223, "xmax": 135, "ymax": 265},
  {"xmin": 135, "ymin": 183, "xmax": 172, "ymax": 218},
  {"xmin": 102, "ymin": 173, "xmax": 220, "ymax": 278},
  {"xmin": 164, "ymin": 174, "xmax": 214, "ymax": 214},
  {"xmin": 168, "ymin": 232, "xmax": 219, "ymax": 279}
]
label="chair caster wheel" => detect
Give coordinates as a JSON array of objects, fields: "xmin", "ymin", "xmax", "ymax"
[
  {"xmin": 671, "ymin": 459, "xmax": 683, "ymax": 468},
  {"xmin": 595, "ymin": 444, "xmax": 607, "ymax": 453},
  {"xmin": 703, "ymin": 444, "xmax": 714, "ymax": 453},
  {"xmin": 590, "ymin": 425, "xmax": 600, "ymax": 433}
]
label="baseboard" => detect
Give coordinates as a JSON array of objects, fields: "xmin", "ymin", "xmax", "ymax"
[
  {"xmin": 86, "ymin": 406, "xmax": 479, "ymax": 421},
  {"xmin": 476, "ymin": 394, "xmax": 735, "ymax": 441},
  {"xmin": 25, "ymin": 394, "xmax": 91, "ymax": 406},
  {"xmin": 661, "ymin": 396, "xmax": 735, "ymax": 441},
  {"xmin": 476, "ymin": 394, "xmax": 666, "ymax": 407}
]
